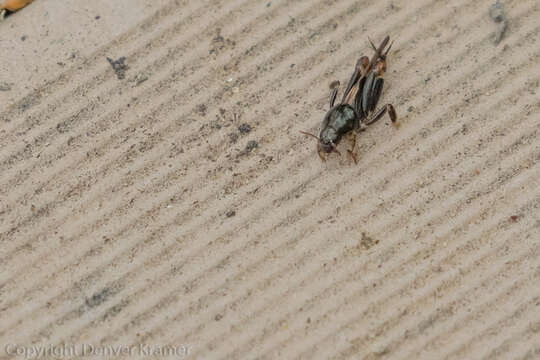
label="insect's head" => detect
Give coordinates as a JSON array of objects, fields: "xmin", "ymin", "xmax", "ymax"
[
  {"xmin": 300, "ymin": 130, "xmax": 341, "ymax": 157},
  {"xmin": 320, "ymin": 140, "xmax": 335, "ymax": 153}
]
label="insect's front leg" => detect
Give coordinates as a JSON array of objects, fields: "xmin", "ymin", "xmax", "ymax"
[
  {"xmin": 317, "ymin": 141, "xmax": 327, "ymax": 162},
  {"xmin": 346, "ymin": 132, "xmax": 358, "ymax": 164}
]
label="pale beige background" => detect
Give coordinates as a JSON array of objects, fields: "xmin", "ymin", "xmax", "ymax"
[{"xmin": 1, "ymin": 0, "xmax": 539, "ymax": 359}]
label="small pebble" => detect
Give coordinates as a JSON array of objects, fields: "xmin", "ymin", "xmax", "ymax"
[
  {"xmin": 229, "ymin": 132, "xmax": 239, "ymax": 144},
  {"xmin": 198, "ymin": 104, "xmax": 207, "ymax": 116},
  {"xmin": 0, "ymin": 83, "xmax": 12, "ymax": 91},
  {"xmin": 238, "ymin": 123, "xmax": 251, "ymax": 134},
  {"xmin": 244, "ymin": 140, "xmax": 259, "ymax": 154},
  {"xmin": 107, "ymin": 56, "xmax": 129, "ymax": 80},
  {"xmin": 489, "ymin": 1, "xmax": 507, "ymax": 45}
]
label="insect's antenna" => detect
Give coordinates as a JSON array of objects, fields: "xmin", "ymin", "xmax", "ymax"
[{"xmin": 299, "ymin": 130, "xmax": 320, "ymax": 140}]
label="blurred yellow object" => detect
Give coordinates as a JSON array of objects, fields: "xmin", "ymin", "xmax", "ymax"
[
  {"xmin": 0, "ymin": 0, "xmax": 34, "ymax": 20},
  {"xmin": 1, "ymin": 0, "xmax": 33, "ymax": 11}
]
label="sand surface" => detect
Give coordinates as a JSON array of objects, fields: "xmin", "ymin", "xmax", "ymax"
[{"xmin": 1, "ymin": 0, "xmax": 539, "ymax": 358}]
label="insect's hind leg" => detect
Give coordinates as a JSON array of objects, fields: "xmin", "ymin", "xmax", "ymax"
[
  {"xmin": 342, "ymin": 56, "xmax": 369, "ymax": 104},
  {"xmin": 365, "ymin": 104, "xmax": 399, "ymax": 127}
]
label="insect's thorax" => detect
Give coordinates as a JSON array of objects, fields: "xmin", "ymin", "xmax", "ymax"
[{"xmin": 320, "ymin": 104, "xmax": 356, "ymax": 143}]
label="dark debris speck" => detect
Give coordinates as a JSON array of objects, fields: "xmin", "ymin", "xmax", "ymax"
[
  {"xmin": 238, "ymin": 123, "xmax": 251, "ymax": 134},
  {"xmin": 107, "ymin": 56, "xmax": 129, "ymax": 80},
  {"xmin": 0, "ymin": 83, "xmax": 12, "ymax": 92},
  {"xmin": 244, "ymin": 140, "xmax": 259, "ymax": 154},
  {"xmin": 86, "ymin": 288, "xmax": 112, "ymax": 308},
  {"xmin": 489, "ymin": 0, "xmax": 507, "ymax": 45},
  {"xmin": 226, "ymin": 210, "xmax": 236, "ymax": 218},
  {"xmin": 198, "ymin": 104, "xmax": 207, "ymax": 116},
  {"xmin": 489, "ymin": 1, "xmax": 505, "ymax": 22},
  {"xmin": 359, "ymin": 232, "xmax": 379, "ymax": 250},
  {"xmin": 229, "ymin": 132, "xmax": 239, "ymax": 144}
]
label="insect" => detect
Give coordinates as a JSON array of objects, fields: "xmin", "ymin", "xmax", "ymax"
[
  {"xmin": 0, "ymin": 0, "xmax": 34, "ymax": 20},
  {"xmin": 301, "ymin": 35, "xmax": 398, "ymax": 163}
]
